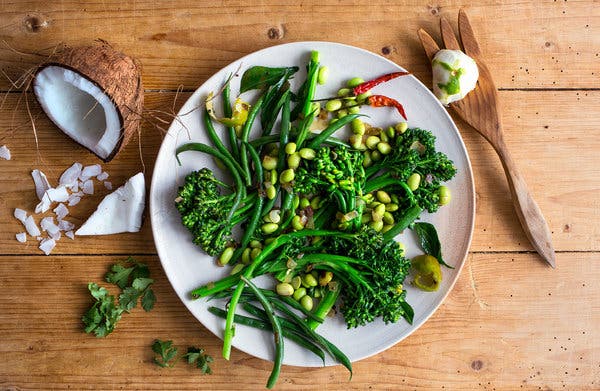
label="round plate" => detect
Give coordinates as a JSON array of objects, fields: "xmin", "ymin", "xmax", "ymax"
[{"xmin": 150, "ymin": 41, "xmax": 475, "ymax": 367}]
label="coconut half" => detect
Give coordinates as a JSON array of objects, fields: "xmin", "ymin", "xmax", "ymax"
[
  {"xmin": 75, "ymin": 172, "xmax": 145, "ymax": 235},
  {"xmin": 32, "ymin": 43, "xmax": 143, "ymax": 162}
]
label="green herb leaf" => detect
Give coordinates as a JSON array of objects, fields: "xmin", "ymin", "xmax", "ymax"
[
  {"xmin": 141, "ymin": 288, "xmax": 156, "ymax": 312},
  {"xmin": 152, "ymin": 339, "xmax": 179, "ymax": 368},
  {"xmin": 411, "ymin": 222, "xmax": 453, "ymax": 268},
  {"xmin": 119, "ymin": 286, "xmax": 142, "ymax": 312},
  {"xmin": 183, "ymin": 347, "xmax": 213, "ymax": 375},
  {"xmin": 82, "ymin": 283, "xmax": 123, "ymax": 337},
  {"xmin": 240, "ymin": 66, "xmax": 299, "ymax": 93},
  {"xmin": 132, "ymin": 277, "xmax": 154, "ymax": 291},
  {"xmin": 105, "ymin": 264, "xmax": 133, "ymax": 289}
]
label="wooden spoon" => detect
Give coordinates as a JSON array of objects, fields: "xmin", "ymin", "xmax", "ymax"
[{"xmin": 418, "ymin": 9, "xmax": 556, "ymax": 267}]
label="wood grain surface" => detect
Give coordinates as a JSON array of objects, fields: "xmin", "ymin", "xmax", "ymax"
[{"xmin": 1, "ymin": 1, "xmax": 598, "ymax": 390}]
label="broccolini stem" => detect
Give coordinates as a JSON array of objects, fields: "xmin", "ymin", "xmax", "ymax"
[
  {"xmin": 306, "ymin": 282, "xmax": 340, "ymax": 330},
  {"xmin": 382, "ymin": 204, "xmax": 423, "ymax": 241},
  {"xmin": 306, "ymin": 113, "xmax": 361, "ymax": 149},
  {"xmin": 223, "ymin": 82, "xmax": 241, "ymax": 161},
  {"xmin": 239, "ymin": 96, "xmax": 265, "ymax": 187}
]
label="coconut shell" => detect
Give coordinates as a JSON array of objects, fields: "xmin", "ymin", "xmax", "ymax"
[{"xmin": 35, "ymin": 41, "xmax": 144, "ymax": 162}]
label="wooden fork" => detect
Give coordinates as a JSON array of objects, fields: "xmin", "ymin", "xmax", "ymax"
[{"xmin": 418, "ymin": 9, "xmax": 556, "ymax": 267}]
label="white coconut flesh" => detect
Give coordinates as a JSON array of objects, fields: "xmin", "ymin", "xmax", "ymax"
[
  {"xmin": 75, "ymin": 172, "xmax": 145, "ymax": 235},
  {"xmin": 33, "ymin": 66, "xmax": 121, "ymax": 160}
]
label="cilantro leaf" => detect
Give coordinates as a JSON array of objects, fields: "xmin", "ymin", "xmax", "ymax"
[
  {"xmin": 119, "ymin": 286, "xmax": 142, "ymax": 312},
  {"xmin": 132, "ymin": 277, "xmax": 154, "ymax": 291},
  {"xmin": 141, "ymin": 288, "xmax": 156, "ymax": 312},
  {"xmin": 105, "ymin": 264, "xmax": 133, "ymax": 289},
  {"xmin": 82, "ymin": 283, "xmax": 123, "ymax": 337},
  {"xmin": 183, "ymin": 347, "xmax": 213, "ymax": 375},
  {"xmin": 152, "ymin": 339, "xmax": 179, "ymax": 368}
]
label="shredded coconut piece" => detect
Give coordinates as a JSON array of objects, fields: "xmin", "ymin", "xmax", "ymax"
[
  {"xmin": 68, "ymin": 195, "xmax": 81, "ymax": 206},
  {"xmin": 97, "ymin": 171, "xmax": 109, "ymax": 181},
  {"xmin": 65, "ymin": 230, "xmax": 75, "ymax": 240},
  {"xmin": 32, "ymin": 169, "xmax": 51, "ymax": 200},
  {"xmin": 16, "ymin": 232, "xmax": 27, "ymax": 243},
  {"xmin": 82, "ymin": 179, "xmax": 94, "ymax": 195},
  {"xmin": 104, "ymin": 181, "xmax": 113, "ymax": 190},
  {"xmin": 54, "ymin": 203, "xmax": 69, "ymax": 220},
  {"xmin": 58, "ymin": 219, "xmax": 75, "ymax": 231},
  {"xmin": 0, "ymin": 145, "xmax": 11, "ymax": 160},
  {"xmin": 24, "ymin": 215, "xmax": 41, "ymax": 237},
  {"xmin": 80, "ymin": 164, "xmax": 102, "ymax": 181},
  {"xmin": 39, "ymin": 238, "xmax": 56, "ymax": 255},
  {"xmin": 46, "ymin": 186, "xmax": 70, "ymax": 202},
  {"xmin": 14, "ymin": 208, "xmax": 27, "ymax": 223},
  {"xmin": 59, "ymin": 162, "xmax": 82, "ymax": 186}
]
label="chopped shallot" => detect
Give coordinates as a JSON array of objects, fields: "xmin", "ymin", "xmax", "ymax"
[
  {"xmin": 40, "ymin": 217, "xmax": 60, "ymax": 236},
  {"xmin": 46, "ymin": 186, "xmax": 70, "ymax": 202},
  {"xmin": 65, "ymin": 230, "xmax": 75, "ymax": 240},
  {"xmin": 104, "ymin": 181, "xmax": 112, "ymax": 190},
  {"xmin": 67, "ymin": 195, "xmax": 81, "ymax": 206},
  {"xmin": 0, "ymin": 145, "xmax": 11, "ymax": 160},
  {"xmin": 97, "ymin": 171, "xmax": 109, "ymax": 181},
  {"xmin": 58, "ymin": 219, "xmax": 75, "ymax": 231},
  {"xmin": 16, "ymin": 232, "xmax": 27, "ymax": 243},
  {"xmin": 35, "ymin": 193, "xmax": 52, "ymax": 214},
  {"xmin": 39, "ymin": 238, "xmax": 56, "ymax": 255}
]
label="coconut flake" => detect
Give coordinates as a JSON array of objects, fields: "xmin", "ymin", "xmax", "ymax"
[
  {"xmin": 59, "ymin": 162, "xmax": 82, "ymax": 186},
  {"xmin": 40, "ymin": 216, "xmax": 60, "ymax": 236},
  {"xmin": 16, "ymin": 232, "xmax": 27, "ymax": 243},
  {"xmin": 46, "ymin": 186, "xmax": 70, "ymax": 202},
  {"xmin": 96, "ymin": 171, "xmax": 109, "ymax": 181},
  {"xmin": 0, "ymin": 145, "xmax": 11, "ymax": 160},
  {"xmin": 76, "ymin": 172, "xmax": 145, "ymax": 235},
  {"xmin": 32, "ymin": 169, "xmax": 51, "ymax": 200},
  {"xmin": 54, "ymin": 203, "xmax": 69, "ymax": 220},
  {"xmin": 80, "ymin": 164, "xmax": 102, "ymax": 181},
  {"xmin": 104, "ymin": 181, "xmax": 112, "ymax": 190},
  {"xmin": 24, "ymin": 215, "xmax": 41, "ymax": 237},
  {"xmin": 65, "ymin": 230, "xmax": 75, "ymax": 240},
  {"xmin": 35, "ymin": 193, "xmax": 52, "ymax": 214},
  {"xmin": 68, "ymin": 181, "xmax": 79, "ymax": 192},
  {"xmin": 67, "ymin": 195, "xmax": 81, "ymax": 206},
  {"xmin": 82, "ymin": 179, "xmax": 94, "ymax": 195},
  {"xmin": 14, "ymin": 208, "xmax": 28, "ymax": 223},
  {"xmin": 58, "ymin": 219, "xmax": 75, "ymax": 231},
  {"xmin": 39, "ymin": 238, "xmax": 56, "ymax": 255}
]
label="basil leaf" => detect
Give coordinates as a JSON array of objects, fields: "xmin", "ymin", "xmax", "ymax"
[{"xmin": 240, "ymin": 66, "xmax": 298, "ymax": 93}]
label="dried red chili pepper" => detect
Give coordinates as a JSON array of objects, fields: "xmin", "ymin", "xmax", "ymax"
[
  {"xmin": 367, "ymin": 95, "xmax": 407, "ymax": 120},
  {"xmin": 352, "ymin": 71, "xmax": 410, "ymax": 95}
]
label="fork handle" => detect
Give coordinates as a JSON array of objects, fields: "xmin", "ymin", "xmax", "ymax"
[{"xmin": 493, "ymin": 136, "xmax": 556, "ymax": 267}]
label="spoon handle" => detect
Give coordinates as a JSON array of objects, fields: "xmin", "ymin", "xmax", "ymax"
[{"xmin": 493, "ymin": 136, "xmax": 556, "ymax": 267}]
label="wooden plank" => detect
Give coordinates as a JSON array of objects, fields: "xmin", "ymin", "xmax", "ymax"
[
  {"xmin": 0, "ymin": 1, "xmax": 598, "ymax": 91},
  {"xmin": 1, "ymin": 90, "xmax": 599, "ymax": 255},
  {"xmin": 0, "ymin": 252, "xmax": 597, "ymax": 390}
]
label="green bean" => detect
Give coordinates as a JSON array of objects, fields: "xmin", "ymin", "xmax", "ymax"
[
  {"xmin": 223, "ymin": 81, "xmax": 240, "ymax": 160},
  {"xmin": 207, "ymin": 306, "xmax": 325, "ymax": 363},
  {"xmin": 239, "ymin": 96, "xmax": 265, "ymax": 186},
  {"xmin": 306, "ymin": 113, "xmax": 362, "ymax": 149},
  {"xmin": 240, "ymin": 277, "xmax": 283, "ymax": 389}
]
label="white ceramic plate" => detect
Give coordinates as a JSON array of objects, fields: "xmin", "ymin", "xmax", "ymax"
[{"xmin": 150, "ymin": 41, "xmax": 475, "ymax": 367}]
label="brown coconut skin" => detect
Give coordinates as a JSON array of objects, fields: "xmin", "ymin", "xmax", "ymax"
[{"xmin": 35, "ymin": 42, "xmax": 144, "ymax": 162}]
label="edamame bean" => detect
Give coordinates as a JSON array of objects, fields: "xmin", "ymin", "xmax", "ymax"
[
  {"xmin": 356, "ymin": 91, "xmax": 371, "ymax": 103},
  {"xmin": 319, "ymin": 271, "xmax": 333, "ymax": 286},
  {"xmin": 291, "ymin": 215, "xmax": 305, "ymax": 231},
  {"xmin": 376, "ymin": 190, "xmax": 391, "ymax": 204},
  {"xmin": 218, "ymin": 246, "xmax": 234, "ymax": 266},
  {"xmin": 300, "ymin": 295, "xmax": 314, "ymax": 311},
  {"xmin": 266, "ymin": 185, "xmax": 277, "ymax": 200},
  {"xmin": 385, "ymin": 203, "xmax": 399, "ymax": 212},
  {"xmin": 285, "ymin": 142, "xmax": 297, "ymax": 155},
  {"xmin": 351, "ymin": 119, "xmax": 366, "ymax": 135},
  {"xmin": 366, "ymin": 136, "xmax": 380, "ymax": 150},
  {"xmin": 395, "ymin": 122, "xmax": 408, "ymax": 134},
  {"xmin": 262, "ymin": 155, "xmax": 277, "ymax": 170},
  {"xmin": 250, "ymin": 240, "xmax": 263, "ymax": 249},
  {"xmin": 362, "ymin": 151, "xmax": 373, "ymax": 167},
  {"xmin": 261, "ymin": 222, "xmax": 279, "ymax": 234},
  {"xmin": 371, "ymin": 150, "xmax": 382, "ymax": 161},
  {"xmin": 287, "ymin": 152, "xmax": 301, "ymax": 169},
  {"xmin": 310, "ymin": 102, "xmax": 321, "ymax": 116},
  {"xmin": 302, "ymin": 273, "xmax": 318, "ymax": 287},
  {"xmin": 347, "ymin": 77, "xmax": 364, "ymax": 87},
  {"xmin": 242, "ymin": 247, "xmax": 251, "ymax": 264},
  {"xmin": 299, "ymin": 197, "xmax": 310, "ymax": 209},
  {"xmin": 276, "ymin": 282, "xmax": 294, "ymax": 296},
  {"xmin": 325, "ymin": 99, "xmax": 342, "ymax": 112},
  {"xmin": 382, "ymin": 224, "xmax": 393, "ymax": 233},
  {"xmin": 299, "ymin": 148, "xmax": 316, "ymax": 160},
  {"xmin": 348, "ymin": 105, "xmax": 361, "ymax": 114},
  {"xmin": 377, "ymin": 141, "xmax": 392, "ymax": 155},
  {"xmin": 336, "ymin": 109, "xmax": 348, "ymax": 118},
  {"xmin": 292, "ymin": 194, "xmax": 300, "ymax": 209},
  {"xmin": 280, "ymin": 168, "xmax": 295, "ymax": 184},
  {"xmin": 383, "ymin": 211, "xmax": 394, "ymax": 225},
  {"xmin": 250, "ymin": 247, "xmax": 261, "ymax": 260},
  {"xmin": 270, "ymin": 169, "xmax": 278, "ymax": 185},
  {"xmin": 438, "ymin": 185, "xmax": 451, "ymax": 205},
  {"xmin": 369, "ymin": 220, "xmax": 384, "ymax": 232},
  {"xmin": 310, "ymin": 196, "xmax": 322, "ymax": 210},
  {"xmin": 337, "ymin": 88, "xmax": 351, "ymax": 97},
  {"xmin": 293, "ymin": 287, "xmax": 307, "ymax": 301},
  {"xmin": 317, "ymin": 66, "xmax": 329, "ymax": 85},
  {"xmin": 291, "ymin": 276, "xmax": 302, "ymax": 290},
  {"xmin": 230, "ymin": 263, "xmax": 245, "ymax": 275},
  {"xmin": 374, "ymin": 203, "xmax": 386, "ymax": 217},
  {"xmin": 407, "ymin": 173, "xmax": 421, "ymax": 191}
]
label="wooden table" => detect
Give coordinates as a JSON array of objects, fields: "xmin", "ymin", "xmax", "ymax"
[{"xmin": 1, "ymin": 1, "xmax": 598, "ymax": 390}]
